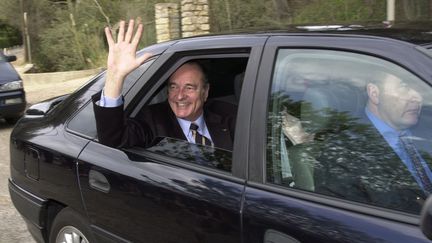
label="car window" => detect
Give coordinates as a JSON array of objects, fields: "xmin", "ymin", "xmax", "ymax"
[
  {"xmin": 67, "ymin": 59, "xmax": 155, "ymax": 138},
  {"xmin": 144, "ymin": 137, "xmax": 232, "ymax": 172},
  {"xmin": 132, "ymin": 56, "xmax": 248, "ymax": 173},
  {"xmin": 266, "ymin": 49, "xmax": 432, "ymax": 214}
]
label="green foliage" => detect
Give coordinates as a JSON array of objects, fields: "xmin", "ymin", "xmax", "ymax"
[
  {"xmin": 0, "ymin": 22, "xmax": 21, "ymax": 48},
  {"xmin": 293, "ymin": 0, "xmax": 386, "ymax": 24},
  {"xmin": 0, "ymin": 0, "xmax": 430, "ymax": 71},
  {"xmin": 36, "ymin": 1, "xmax": 108, "ymax": 71}
]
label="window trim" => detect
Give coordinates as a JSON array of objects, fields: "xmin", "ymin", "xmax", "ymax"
[
  {"xmin": 247, "ymin": 180, "xmax": 420, "ymax": 226},
  {"xmin": 124, "ymin": 52, "xmax": 251, "ymax": 177},
  {"xmin": 250, "ymin": 35, "xmax": 432, "ymax": 224}
]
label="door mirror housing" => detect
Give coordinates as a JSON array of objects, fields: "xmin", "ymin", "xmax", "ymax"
[{"xmin": 25, "ymin": 94, "xmax": 69, "ymax": 117}]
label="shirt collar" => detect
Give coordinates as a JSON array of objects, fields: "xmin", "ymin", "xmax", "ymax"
[
  {"xmin": 177, "ymin": 114, "xmax": 205, "ymax": 135},
  {"xmin": 365, "ymin": 107, "xmax": 410, "ymax": 145}
]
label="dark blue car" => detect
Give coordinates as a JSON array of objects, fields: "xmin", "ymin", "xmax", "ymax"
[
  {"xmin": 0, "ymin": 51, "xmax": 26, "ymax": 123},
  {"xmin": 8, "ymin": 25, "xmax": 432, "ymax": 243}
]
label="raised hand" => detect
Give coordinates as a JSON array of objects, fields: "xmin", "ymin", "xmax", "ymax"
[{"xmin": 104, "ymin": 19, "xmax": 152, "ymax": 98}]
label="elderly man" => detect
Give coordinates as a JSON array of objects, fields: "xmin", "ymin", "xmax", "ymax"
[
  {"xmin": 365, "ymin": 72, "xmax": 432, "ymax": 195},
  {"xmin": 93, "ymin": 19, "xmax": 235, "ymax": 150},
  {"xmin": 290, "ymin": 71, "xmax": 431, "ymax": 213}
]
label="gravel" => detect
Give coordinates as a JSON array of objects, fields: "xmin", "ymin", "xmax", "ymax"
[{"xmin": 0, "ymin": 75, "xmax": 93, "ymax": 243}]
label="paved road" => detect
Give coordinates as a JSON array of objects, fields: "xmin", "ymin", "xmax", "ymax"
[{"xmin": 0, "ymin": 76, "xmax": 92, "ymax": 242}]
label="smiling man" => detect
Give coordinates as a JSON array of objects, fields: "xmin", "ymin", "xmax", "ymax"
[
  {"xmin": 167, "ymin": 62, "xmax": 209, "ymax": 122},
  {"xmin": 93, "ymin": 19, "xmax": 235, "ymax": 150}
]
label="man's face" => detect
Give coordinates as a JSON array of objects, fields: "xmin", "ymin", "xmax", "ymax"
[
  {"xmin": 167, "ymin": 63, "xmax": 209, "ymax": 121},
  {"xmin": 375, "ymin": 74, "xmax": 423, "ymax": 130}
]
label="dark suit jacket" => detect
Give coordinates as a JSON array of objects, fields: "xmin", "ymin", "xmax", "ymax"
[
  {"xmin": 307, "ymin": 112, "xmax": 427, "ymax": 214},
  {"xmin": 92, "ymin": 94, "xmax": 236, "ymax": 151}
]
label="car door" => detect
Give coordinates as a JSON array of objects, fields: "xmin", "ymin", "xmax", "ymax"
[
  {"xmin": 243, "ymin": 35, "xmax": 432, "ymax": 242},
  {"xmin": 75, "ymin": 36, "xmax": 267, "ymax": 243}
]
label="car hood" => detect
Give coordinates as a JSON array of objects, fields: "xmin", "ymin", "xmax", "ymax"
[{"xmin": 0, "ymin": 62, "xmax": 21, "ymax": 84}]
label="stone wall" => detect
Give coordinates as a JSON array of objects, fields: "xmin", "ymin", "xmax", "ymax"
[
  {"xmin": 154, "ymin": 0, "xmax": 210, "ymax": 42},
  {"xmin": 155, "ymin": 3, "xmax": 180, "ymax": 43},
  {"xmin": 181, "ymin": 0, "xmax": 210, "ymax": 37}
]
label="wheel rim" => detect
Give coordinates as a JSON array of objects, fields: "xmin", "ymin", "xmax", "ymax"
[{"xmin": 55, "ymin": 226, "xmax": 89, "ymax": 243}]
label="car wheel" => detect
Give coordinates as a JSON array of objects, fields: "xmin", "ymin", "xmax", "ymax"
[
  {"xmin": 5, "ymin": 116, "xmax": 20, "ymax": 124},
  {"xmin": 49, "ymin": 208, "xmax": 94, "ymax": 243}
]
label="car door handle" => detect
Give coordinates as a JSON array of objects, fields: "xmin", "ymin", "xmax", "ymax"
[
  {"xmin": 89, "ymin": 169, "xmax": 110, "ymax": 193},
  {"xmin": 264, "ymin": 229, "xmax": 300, "ymax": 243}
]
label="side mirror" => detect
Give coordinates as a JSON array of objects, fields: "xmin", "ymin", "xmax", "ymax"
[
  {"xmin": 420, "ymin": 196, "xmax": 432, "ymax": 240},
  {"xmin": 25, "ymin": 94, "xmax": 69, "ymax": 117},
  {"xmin": 6, "ymin": 55, "xmax": 17, "ymax": 62}
]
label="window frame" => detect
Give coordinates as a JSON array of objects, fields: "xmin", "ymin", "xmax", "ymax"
[
  {"xmin": 266, "ymin": 48, "xmax": 432, "ymax": 213},
  {"xmin": 249, "ymin": 34, "xmax": 432, "ymax": 224},
  {"xmin": 123, "ymin": 53, "xmax": 249, "ymax": 175},
  {"xmin": 117, "ymin": 45, "xmax": 265, "ymax": 179}
]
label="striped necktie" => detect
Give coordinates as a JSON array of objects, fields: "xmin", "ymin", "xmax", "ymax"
[
  {"xmin": 190, "ymin": 123, "xmax": 212, "ymax": 146},
  {"xmin": 399, "ymin": 134, "xmax": 432, "ymax": 195}
]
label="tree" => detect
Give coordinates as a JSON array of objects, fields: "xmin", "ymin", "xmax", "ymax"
[
  {"xmin": 0, "ymin": 21, "xmax": 21, "ymax": 48},
  {"xmin": 0, "ymin": 0, "xmax": 429, "ymax": 72}
]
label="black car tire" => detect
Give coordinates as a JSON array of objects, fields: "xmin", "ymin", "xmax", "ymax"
[
  {"xmin": 49, "ymin": 207, "xmax": 95, "ymax": 243},
  {"xmin": 5, "ymin": 116, "xmax": 20, "ymax": 124}
]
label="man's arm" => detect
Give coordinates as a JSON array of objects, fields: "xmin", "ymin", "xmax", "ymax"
[{"xmin": 94, "ymin": 19, "xmax": 153, "ymax": 147}]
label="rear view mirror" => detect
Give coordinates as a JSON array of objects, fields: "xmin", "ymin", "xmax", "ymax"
[
  {"xmin": 420, "ymin": 196, "xmax": 432, "ymax": 240},
  {"xmin": 6, "ymin": 55, "xmax": 17, "ymax": 62}
]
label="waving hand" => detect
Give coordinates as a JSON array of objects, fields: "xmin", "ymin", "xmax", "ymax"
[{"xmin": 104, "ymin": 19, "xmax": 152, "ymax": 98}]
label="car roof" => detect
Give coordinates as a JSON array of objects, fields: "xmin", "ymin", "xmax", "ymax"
[{"xmin": 171, "ymin": 21, "xmax": 432, "ymax": 47}]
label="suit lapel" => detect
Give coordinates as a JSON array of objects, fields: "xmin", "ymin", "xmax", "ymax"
[
  {"xmin": 358, "ymin": 113, "xmax": 422, "ymax": 190},
  {"xmin": 205, "ymin": 111, "xmax": 233, "ymax": 151},
  {"xmin": 150, "ymin": 102, "xmax": 186, "ymax": 141},
  {"xmin": 165, "ymin": 103, "xmax": 187, "ymax": 141}
]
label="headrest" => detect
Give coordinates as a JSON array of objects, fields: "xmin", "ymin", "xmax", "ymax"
[{"xmin": 301, "ymin": 83, "xmax": 366, "ymax": 132}]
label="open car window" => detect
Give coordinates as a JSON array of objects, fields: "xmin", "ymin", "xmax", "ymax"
[{"xmin": 129, "ymin": 55, "xmax": 249, "ymax": 174}]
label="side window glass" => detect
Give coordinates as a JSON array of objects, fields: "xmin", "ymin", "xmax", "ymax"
[
  {"xmin": 266, "ymin": 49, "xmax": 432, "ymax": 214},
  {"xmin": 145, "ymin": 137, "xmax": 232, "ymax": 172},
  {"xmin": 133, "ymin": 57, "xmax": 248, "ymax": 173},
  {"xmin": 67, "ymin": 60, "xmax": 155, "ymax": 138},
  {"xmin": 67, "ymin": 101, "xmax": 96, "ymax": 138}
]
